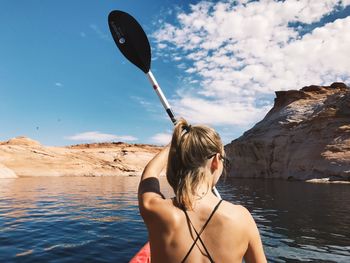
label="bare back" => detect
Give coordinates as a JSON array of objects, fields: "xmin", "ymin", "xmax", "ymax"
[{"xmin": 141, "ymin": 195, "xmax": 264, "ymax": 263}]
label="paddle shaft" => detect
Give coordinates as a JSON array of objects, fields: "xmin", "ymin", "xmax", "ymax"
[
  {"xmin": 146, "ymin": 70, "xmax": 222, "ymax": 200},
  {"xmin": 146, "ymin": 71, "xmax": 176, "ymax": 124}
]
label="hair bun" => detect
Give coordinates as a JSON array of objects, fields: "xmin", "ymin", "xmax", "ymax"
[{"xmin": 184, "ymin": 124, "xmax": 191, "ymax": 133}]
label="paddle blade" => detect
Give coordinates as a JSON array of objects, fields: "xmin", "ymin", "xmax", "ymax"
[{"xmin": 108, "ymin": 10, "xmax": 151, "ymax": 74}]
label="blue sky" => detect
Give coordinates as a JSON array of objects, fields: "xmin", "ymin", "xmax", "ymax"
[{"xmin": 1, "ymin": 1, "xmax": 349, "ymax": 146}]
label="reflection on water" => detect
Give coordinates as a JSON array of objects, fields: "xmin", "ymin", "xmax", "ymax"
[
  {"xmin": 0, "ymin": 177, "xmax": 144, "ymax": 262},
  {"xmin": 0, "ymin": 177, "xmax": 349, "ymax": 262},
  {"xmin": 219, "ymin": 178, "xmax": 350, "ymax": 263}
]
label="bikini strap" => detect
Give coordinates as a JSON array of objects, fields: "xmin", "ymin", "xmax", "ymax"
[{"xmin": 181, "ymin": 199, "xmax": 223, "ymax": 263}]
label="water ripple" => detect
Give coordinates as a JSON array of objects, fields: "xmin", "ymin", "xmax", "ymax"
[{"xmin": 0, "ymin": 177, "xmax": 349, "ymax": 262}]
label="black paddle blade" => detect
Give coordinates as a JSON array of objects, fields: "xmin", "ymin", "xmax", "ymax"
[{"xmin": 108, "ymin": 10, "xmax": 151, "ymax": 74}]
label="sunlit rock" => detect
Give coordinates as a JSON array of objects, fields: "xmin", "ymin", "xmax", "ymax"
[
  {"xmin": 225, "ymin": 82, "xmax": 350, "ymax": 182},
  {"xmin": 0, "ymin": 164, "xmax": 17, "ymax": 178},
  {"xmin": 0, "ymin": 138, "xmax": 161, "ymax": 177}
]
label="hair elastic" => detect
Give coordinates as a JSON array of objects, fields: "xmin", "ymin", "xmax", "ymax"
[{"xmin": 184, "ymin": 124, "xmax": 192, "ymax": 133}]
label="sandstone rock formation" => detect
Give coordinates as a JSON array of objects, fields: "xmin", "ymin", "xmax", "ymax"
[
  {"xmin": 0, "ymin": 137, "xmax": 161, "ymax": 178},
  {"xmin": 0, "ymin": 163, "xmax": 17, "ymax": 178},
  {"xmin": 225, "ymin": 82, "xmax": 350, "ymax": 182}
]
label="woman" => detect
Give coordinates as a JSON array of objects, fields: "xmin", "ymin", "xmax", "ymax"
[{"xmin": 138, "ymin": 119, "xmax": 266, "ymax": 263}]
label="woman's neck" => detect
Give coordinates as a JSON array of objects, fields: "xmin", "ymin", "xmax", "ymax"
[{"xmin": 193, "ymin": 181, "xmax": 217, "ymax": 201}]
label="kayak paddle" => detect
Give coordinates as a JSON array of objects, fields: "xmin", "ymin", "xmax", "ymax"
[
  {"xmin": 108, "ymin": 10, "xmax": 176, "ymax": 124},
  {"xmin": 107, "ymin": 10, "xmax": 221, "ymax": 197}
]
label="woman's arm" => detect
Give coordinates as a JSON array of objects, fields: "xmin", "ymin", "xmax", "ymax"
[
  {"xmin": 138, "ymin": 144, "xmax": 170, "ymax": 218},
  {"xmin": 243, "ymin": 207, "xmax": 267, "ymax": 263}
]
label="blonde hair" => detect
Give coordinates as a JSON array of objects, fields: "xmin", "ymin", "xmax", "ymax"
[{"xmin": 166, "ymin": 118, "xmax": 224, "ymax": 210}]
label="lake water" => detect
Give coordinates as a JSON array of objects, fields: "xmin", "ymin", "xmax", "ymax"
[{"xmin": 0, "ymin": 176, "xmax": 349, "ymax": 262}]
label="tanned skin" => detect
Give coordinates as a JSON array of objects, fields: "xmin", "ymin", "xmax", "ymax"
[{"xmin": 138, "ymin": 145, "xmax": 267, "ymax": 263}]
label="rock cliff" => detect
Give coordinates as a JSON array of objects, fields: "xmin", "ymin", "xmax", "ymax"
[
  {"xmin": 0, "ymin": 137, "xmax": 161, "ymax": 178},
  {"xmin": 225, "ymin": 82, "xmax": 350, "ymax": 182}
]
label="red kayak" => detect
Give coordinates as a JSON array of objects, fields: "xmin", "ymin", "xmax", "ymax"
[{"xmin": 129, "ymin": 242, "xmax": 151, "ymax": 263}]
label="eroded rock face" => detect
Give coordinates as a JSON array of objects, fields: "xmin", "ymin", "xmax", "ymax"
[
  {"xmin": 0, "ymin": 138, "xmax": 161, "ymax": 178},
  {"xmin": 225, "ymin": 82, "xmax": 350, "ymax": 181},
  {"xmin": 0, "ymin": 164, "xmax": 17, "ymax": 178}
]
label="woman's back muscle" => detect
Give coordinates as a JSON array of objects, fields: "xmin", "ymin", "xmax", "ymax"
[{"xmin": 143, "ymin": 198, "xmax": 255, "ymax": 263}]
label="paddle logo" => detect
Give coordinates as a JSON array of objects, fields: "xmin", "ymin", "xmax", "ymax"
[{"xmin": 110, "ymin": 22, "xmax": 126, "ymax": 45}]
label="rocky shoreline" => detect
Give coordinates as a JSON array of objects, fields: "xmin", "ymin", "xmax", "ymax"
[
  {"xmin": 305, "ymin": 178, "xmax": 350, "ymax": 184},
  {"xmin": 0, "ymin": 137, "xmax": 161, "ymax": 178},
  {"xmin": 1, "ymin": 83, "xmax": 349, "ymax": 182}
]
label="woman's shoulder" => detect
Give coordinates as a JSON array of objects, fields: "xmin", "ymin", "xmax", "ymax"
[
  {"xmin": 141, "ymin": 197, "xmax": 183, "ymax": 224},
  {"xmin": 219, "ymin": 201, "xmax": 255, "ymax": 226}
]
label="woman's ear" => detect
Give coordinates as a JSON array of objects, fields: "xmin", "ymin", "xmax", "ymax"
[{"xmin": 210, "ymin": 153, "xmax": 220, "ymax": 172}]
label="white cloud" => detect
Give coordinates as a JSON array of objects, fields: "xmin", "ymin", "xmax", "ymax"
[
  {"xmin": 150, "ymin": 132, "xmax": 172, "ymax": 145},
  {"xmin": 90, "ymin": 24, "xmax": 109, "ymax": 40},
  {"xmin": 55, "ymin": 82, "xmax": 63, "ymax": 87},
  {"xmin": 153, "ymin": 0, "xmax": 350, "ymax": 129},
  {"xmin": 172, "ymin": 96, "xmax": 271, "ymax": 126},
  {"xmin": 66, "ymin": 131, "xmax": 137, "ymax": 142},
  {"xmin": 130, "ymin": 96, "xmax": 159, "ymax": 113}
]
